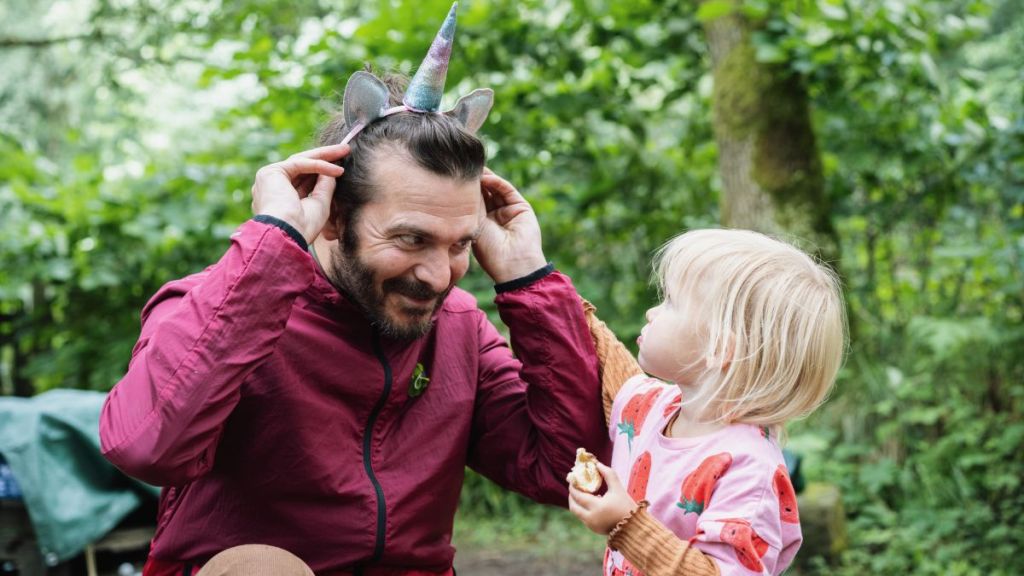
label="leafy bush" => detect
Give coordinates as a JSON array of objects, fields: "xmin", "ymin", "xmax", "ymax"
[{"xmin": 1, "ymin": 0, "xmax": 1021, "ymax": 572}]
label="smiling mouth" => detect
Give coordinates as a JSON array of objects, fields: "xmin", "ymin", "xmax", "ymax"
[
  {"xmin": 391, "ymin": 293, "xmax": 439, "ymax": 316},
  {"xmin": 400, "ymin": 293, "xmax": 435, "ymax": 306}
]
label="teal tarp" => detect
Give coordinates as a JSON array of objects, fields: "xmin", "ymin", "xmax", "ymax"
[{"xmin": 0, "ymin": 390, "xmax": 158, "ymax": 564}]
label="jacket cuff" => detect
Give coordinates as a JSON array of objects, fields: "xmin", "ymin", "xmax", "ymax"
[
  {"xmin": 252, "ymin": 215, "xmax": 307, "ymax": 250},
  {"xmin": 494, "ymin": 263, "xmax": 555, "ymax": 294}
]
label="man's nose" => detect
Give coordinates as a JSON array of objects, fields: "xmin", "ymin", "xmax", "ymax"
[{"xmin": 413, "ymin": 249, "xmax": 452, "ymax": 293}]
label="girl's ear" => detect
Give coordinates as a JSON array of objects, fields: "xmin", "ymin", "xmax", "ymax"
[
  {"xmin": 722, "ymin": 332, "xmax": 736, "ymax": 371},
  {"xmin": 705, "ymin": 332, "xmax": 736, "ymax": 372}
]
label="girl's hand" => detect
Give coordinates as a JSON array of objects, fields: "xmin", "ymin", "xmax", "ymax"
[{"xmin": 568, "ymin": 462, "xmax": 639, "ymax": 535}]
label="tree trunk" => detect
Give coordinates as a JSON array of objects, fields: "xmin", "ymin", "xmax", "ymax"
[{"xmin": 702, "ymin": 2, "xmax": 839, "ymax": 264}]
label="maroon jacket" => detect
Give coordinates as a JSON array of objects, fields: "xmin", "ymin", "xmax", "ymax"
[{"xmin": 99, "ymin": 220, "xmax": 607, "ymax": 574}]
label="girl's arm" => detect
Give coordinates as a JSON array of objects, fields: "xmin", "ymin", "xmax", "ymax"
[
  {"xmin": 609, "ymin": 503, "xmax": 721, "ymax": 576},
  {"xmin": 581, "ymin": 299, "xmax": 645, "ymax": 423}
]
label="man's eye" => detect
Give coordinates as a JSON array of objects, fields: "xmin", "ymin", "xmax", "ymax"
[
  {"xmin": 453, "ymin": 240, "xmax": 472, "ymax": 253},
  {"xmin": 397, "ymin": 235, "xmax": 424, "ymax": 247}
]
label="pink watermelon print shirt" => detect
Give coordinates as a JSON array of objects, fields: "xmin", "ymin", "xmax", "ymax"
[{"xmin": 606, "ymin": 375, "xmax": 802, "ymax": 576}]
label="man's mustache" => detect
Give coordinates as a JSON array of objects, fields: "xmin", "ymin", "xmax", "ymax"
[{"xmin": 382, "ymin": 277, "xmax": 443, "ymax": 301}]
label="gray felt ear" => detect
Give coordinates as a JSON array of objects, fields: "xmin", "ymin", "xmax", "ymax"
[
  {"xmin": 343, "ymin": 71, "xmax": 391, "ymax": 131},
  {"xmin": 448, "ymin": 88, "xmax": 494, "ymax": 134}
]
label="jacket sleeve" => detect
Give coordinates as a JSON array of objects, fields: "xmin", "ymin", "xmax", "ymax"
[
  {"xmin": 466, "ymin": 270, "xmax": 609, "ymax": 506},
  {"xmin": 99, "ymin": 220, "xmax": 316, "ymax": 486}
]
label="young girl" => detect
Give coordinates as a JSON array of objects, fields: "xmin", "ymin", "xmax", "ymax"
[{"xmin": 571, "ymin": 229, "xmax": 846, "ymax": 576}]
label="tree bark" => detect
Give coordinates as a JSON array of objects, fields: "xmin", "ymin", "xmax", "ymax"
[
  {"xmin": 0, "ymin": 32, "xmax": 103, "ymax": 50},
  {"xmin": 702, "ymin": 2, "xmax": 839, "ymax": 264}
]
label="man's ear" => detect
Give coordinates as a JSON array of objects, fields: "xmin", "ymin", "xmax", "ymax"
[{"xmin": 319, "ymin": 202, "xmax": 343, "ymax": 242}]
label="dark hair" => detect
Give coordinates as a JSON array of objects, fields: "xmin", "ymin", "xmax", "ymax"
[{"xmin": 317, "ymin": 70, "xmax": 486, "ymax": 246}]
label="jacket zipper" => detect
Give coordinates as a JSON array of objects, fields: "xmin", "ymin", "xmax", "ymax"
[{"xmin": 364, "ymin": 331, "xmax": 391, "ymax": 565}]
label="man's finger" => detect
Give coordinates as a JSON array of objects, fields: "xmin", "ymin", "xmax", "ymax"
[
  {"xmin": 294, "ymin": 174, "xmax": 338, "ymax": 232},
  {"xmin": 480, "ymin": 172, "xmax": 518, "ymax": 195},
  {"xmin": 306, "ymin": 173, "xmax": 339, "ymax": 205},
  {"xmin": 290, "ymin": 143, "xmax": 351, "ymax": 161},
  {"xmin": 279, "ymin": 158, "xmax": 346, "ymax": 180},
  {"xmin": 479, "ymin": 172, "xmax": 528, "ymax": 213}
]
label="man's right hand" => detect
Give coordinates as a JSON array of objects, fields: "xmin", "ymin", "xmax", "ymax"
[{"xmin": 251, "ymin": 143, "xmax": 350, "ymax": 244}]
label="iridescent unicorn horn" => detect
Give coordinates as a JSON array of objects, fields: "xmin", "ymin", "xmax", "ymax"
[
  {"xmin": 403, "ymin": 2, "xmax": 457, "ymax": 112},
  {"xmin": 337, "ymin": 1, "xmax": 492, "ymax": 144}
]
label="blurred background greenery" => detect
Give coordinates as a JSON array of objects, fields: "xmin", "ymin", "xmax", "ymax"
[{"xmin": 1, "ymin": 0, "xmax": 1021, "ymax": 574}]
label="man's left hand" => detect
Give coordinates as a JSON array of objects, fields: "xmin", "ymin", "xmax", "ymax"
[{"xmin": 473, "ymin": 169, "xmax": 548, "ymax": 284}]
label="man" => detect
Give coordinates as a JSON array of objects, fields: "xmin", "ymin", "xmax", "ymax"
[{"xmin": 99, "ymin": 5, "xmax": 607, "ymax": 575}]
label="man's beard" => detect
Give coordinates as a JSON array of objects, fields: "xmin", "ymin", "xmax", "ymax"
[{"xmin": 328, "ymin": 239, "xmax": 451, "ymax": 341}]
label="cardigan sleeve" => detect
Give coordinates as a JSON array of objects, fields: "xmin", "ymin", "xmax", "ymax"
[
  {"xmin": 581, "ymin": 299, "xmax": 645, "ymax": 425},
  {"xmin": 609, "ymin": 503, "xmax": 722, "ymax": 576}
]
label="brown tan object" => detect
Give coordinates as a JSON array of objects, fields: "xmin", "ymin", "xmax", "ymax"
[
  {"xmin": 195, "ymin": 545, "xmax": 314, "ymax": 576},
  {"xmin": 566, "ymin": 447, "xmax": 603, "ymax": 493},
  {"xmin": 581, "ymin": 299, "xmax": 644, "ymax": 424}
]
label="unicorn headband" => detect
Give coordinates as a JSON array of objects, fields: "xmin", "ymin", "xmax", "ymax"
[{"xmin": 339, "ymin": 2, "xmax": 494, "ymax": 146}]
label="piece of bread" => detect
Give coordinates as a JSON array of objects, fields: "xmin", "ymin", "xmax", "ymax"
[{"xmin": 566, "ymin": 448, "xmax": 603, "ymax": 493}]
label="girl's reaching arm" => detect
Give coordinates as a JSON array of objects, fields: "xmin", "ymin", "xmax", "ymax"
[{"xmin": 582, "ymin": 299, "xmax": 645, "ymax": 424}]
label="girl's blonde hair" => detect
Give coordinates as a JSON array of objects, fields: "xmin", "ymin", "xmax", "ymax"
[{"xmin": 654, "ymin": 229, "xmax": 846, "ymax": 432}]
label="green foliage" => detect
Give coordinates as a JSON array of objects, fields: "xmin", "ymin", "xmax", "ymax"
[{"xmin": 1, "ymin": 0, "xmax": 1022, "ymax": 572}]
